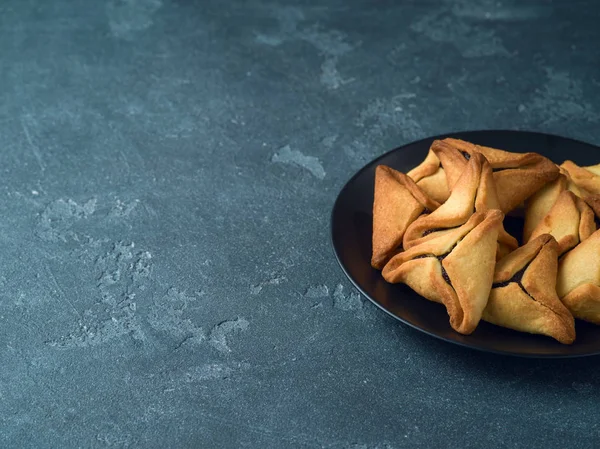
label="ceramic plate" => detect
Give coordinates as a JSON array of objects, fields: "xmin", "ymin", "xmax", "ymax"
[{"xmin": 331, "ymin": 130, "xmax": 600, "ymax": 358}]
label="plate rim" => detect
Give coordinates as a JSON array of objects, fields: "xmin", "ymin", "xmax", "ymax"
[{"xmin": 330, "ymin": 129, "xmax": 600, "ymax": 359}]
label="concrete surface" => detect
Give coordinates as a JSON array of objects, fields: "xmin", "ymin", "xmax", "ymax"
[{"xmin": 0, "ymin": 0, "xmax": 599, "ymax": 447}]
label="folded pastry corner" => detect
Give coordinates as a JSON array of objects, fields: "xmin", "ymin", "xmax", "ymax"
[
  {"xmin": 429, "ymin": 139, "xmax": 469, "ymax": 189},
  {"xmin": 583, "ymin": 194, "xmax": 600, "ymax": 222},
  {"xmin": 528, "ymin": 190, "xmax": 595, "ymax": 255},
  {"xmin": 561, "ymin": 160, "xmax": 600, "ymax": 195},
  {"xmin": 482, "ymin": 234, "xmax": 576, "ymax": 344},
  {"xmin": 407, "ymin": 149, "xmax": 450, "ymax": 203},
  {"xmin": 433, "ymin": 138, "xmax": 559, "ymax": 213},
  {"xmin": 371, "ymin": 165, "xmax": 440, "ymax": 269},
  {"xmin": 403, "ymin": 151, "xmax": 517, "ymax": 258},
  {"xmin": 557, "ymin": 229, "xmax": 600, "ymax": 325},
  {"xmin": 383, "ymin": 210, "xmax": 503, "ymax": 335},
  {"xmin": 523, "ymin": 171, "xmax": 568, "ymax": 243}
]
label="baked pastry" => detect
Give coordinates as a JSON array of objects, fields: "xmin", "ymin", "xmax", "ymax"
[
  {"xmin": 523, "ymin": 168, "xmax": 583, "ymax": 242},
  {"xmin": 407, "ymin": 149, "xmax": 449, "ymax": 203},
  {"xmin": 527, "ymin": 190, "xmax": 595, "ymax": 255},
  {"xmin": 432, "ymin": 138, "xmax": 559, "ymax": 213},
  {"xmin": 383, "ymin": 210, "xmax": 503, "ymax": 334},
  {"xmin": 373, "ymin": 136, "xmax": 600, "ymax": 340},
  {"xmin": 523, "ymin": 169, "xmax": 564, "ymax": 243},
  {"xmin": 557, "ymin": 229, "xmax": 600, "ymax": 325},
  {"xmin": 583, "ymin": 194, "xmax": 600, "ymax": 214},
  {"xmin": 482, "ymin": 234, "xmax": 576, "ymax": 344},
  {"xmin": 561, "ymin": 160, "xmax": 600, "ymax": 195},
  {"xmin": 371, "ymin": 165, "xmax": 440, "ymax": 269},
  {"xmin": 403, "ymin": 152, "xmax": 518, "ymax": 259},
  {"xmin": 582, "ymin": 194, "xmax": 600, "ymax": 222}
]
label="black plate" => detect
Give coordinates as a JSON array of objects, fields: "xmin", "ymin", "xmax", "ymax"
[{"xmin": 331, "ymin": 130, "xmax": 600, "ymax": 358}]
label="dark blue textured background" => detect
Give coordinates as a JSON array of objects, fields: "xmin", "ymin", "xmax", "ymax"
[{"xmin": 1, "ymin": 0, "xmax": 599, "ymax": 447}]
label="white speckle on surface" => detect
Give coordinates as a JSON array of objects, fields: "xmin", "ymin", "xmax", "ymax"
[
  {"xmin": 332, "ymin": 284, "xmax": 366, "ymax": 319},
  {"xmin": 333, "ymin": 284, "xmax": 363, "ymax": 312},
  {"xmin": 451, "ymin": 1, "xmax": 547, "ymax": 21},
  {"xmin": 530, "ymin": 68, "xmax": 599, "ymax": 124},
  {"xmin": 304, "ymin": 285, "xmax": 329, "ymax": 298},
  {"xmin": 299, "ymin": 26, "xmax": 353, "ymax": 57},
  {"xmin": 395, "ymin": 93, "xmax": 417, "ymax": 99},
  {"xmin": 36, "ymin": 198, "xmax": 97, "ymax": 242},
  {"xmin": 255, "ymin": 8, "xmax": 354, "ymax": 88},
  {"xmin": 209, "ymin": 318, "xmax": 250, "ymax": 353},
  {"xmin": 275, "ymin": 5, "xmax": 305, "ymax": 33},
  {"xmin": 271, "ymin": 145, "xmax": 326, "ymax": 180},
  {"xmin": 321, "ymin": 135, "xmax": 337, "ymax": 148},
  {"xmin": 355, "ymin": 97, "xmax": 423, "ymax": 144},
  {"xmin": 46, "ymin": 314, "xmax": 145, "ymax": 349},
  {"xmin": 46, "ymin": 236, "xmax": 157, "ymax": 349},
  {"xmin": 250, "ymin": 276, "xmax": 286, "ymax": 295},
  {"xmin": 21, "ymin": 116, "xmax": 45, "ymax": 172},
  {"xmin": 106, "ymin": 0, "xmax": 163, "ymax": 39},
  {"xmin": 31, "ymin": 190, "xmax": 39, "ymax": 195},
  {"xmin": 96, "ymin": 428, "xmax": 134, "ymax": 448},
  {"xmin": 254, "ymin": 33, "xmax": 283, "ymax": 46},
  {"xmin": 148, "ymin": 288, "xmax": 204, "ymax": 348},
  {"xmin": 411, "ymin": 8, "xmax": 509, "ymax": 58},
  {"xmin": 185, "ymin": 364, "xmax": 233, "ymax": 382},
  {"xmin": 109, "ymin": 199, "xmax": 139, "ymax": 218},
  {"xmin": 320, "ymin": 58, "xmax": 354, "ymax": 89}
]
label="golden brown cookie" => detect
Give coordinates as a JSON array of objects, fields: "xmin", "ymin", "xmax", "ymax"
[
  {"xmin": 527, "ymin": 190, "xmax": 595, "ymax": 255},
  {"xmin": 557, "ymin": 229, "xmax": 600, "ymax": 325},
  {"xmin": 524, "ymin": 164, "xmax": 590, "ymax": 241},
  {"xmin": 432, "ymin": 138, "xmax": 559, "ymax": 213},
  {"xmin": 482, "ymin": 234, "xmax": 576, "ymax": 344},
  {"xmin": 560, "ymin": 160, "xmax": 600, "ymax": 195},
  {"xmin": 523, "ymin": 171, "xmax": 568, "ymax": 243},
  {"xmin": 383, "ymin": 210, "xmax": 503, "ymax": 335},
  {"xmin": 407, "ymin": 149, "xmax": 449, "ymax": 203},
  {"xmin": 582, "ymin": 194, "xmax": 600, "ymax": 218},
  {"xmin": 371, "ymin": 165, "xmax": 440, "ymax": 269},
  {"xmin": 403, "ymin": 152, "xmax": 518, "ymax": 259}
]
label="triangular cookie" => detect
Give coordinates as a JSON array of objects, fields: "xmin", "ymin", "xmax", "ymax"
[
  {"xmin": 561, "ymin": 160, "xmax": 600, "ymax": 195},
  {"xmin": 383, "ymin": 210, "xmax": 503, "ymax": 335},
  {"xmin": 403, "ymin": 152, "xmax": 517, "ymax": 259},
  {"xmin": 432, "ymin": 138, "xmax": 559, "ymax": 213},
  {"xmin": 557, "ymin": 229, "xmax": 600, "ymax": 325},
  {"xmin": 527, "ymin": 190, "xmax": 595, "ymax": 255},
  {"xmin": 407, "ymin": 149, "xmax": 450, "ymax": 203},
  {"xmin": 482, "ymin": 234, "xmax": 576, "ymax": 344},
  {"xmin": 371, "ymin": 165, "xmax": 440, "ymax": 269},
  {"xmin": 582, "ymin": 194, "xmax": 600, "ymax": 218},
  {"xmin": 523, "ymin": 168, "xmax": 584, "ymax": 242}
]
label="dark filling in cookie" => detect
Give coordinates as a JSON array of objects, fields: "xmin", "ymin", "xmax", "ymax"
[
  {"xmin": 413, "ymin": 251, "xmax": 453, "ymax": 285},
  {"xmin": 422, "ymin": 225, "xmax": 461, "ymax": 237},
  {"xmin": 440, "ymin": 262, "xmax": 452, "ymax": 285},
  {"xmin": 492, "ymin": 262, "xmax": 534, "ymax": 300}
]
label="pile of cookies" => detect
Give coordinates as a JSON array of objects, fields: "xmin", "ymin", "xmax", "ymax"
[{"xmin": 372, "ymin": 138, "xmax": 600, "ymax": 344}]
